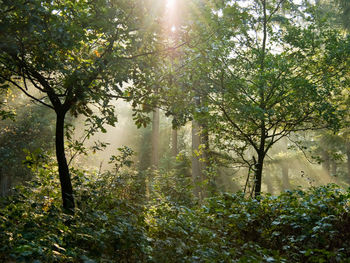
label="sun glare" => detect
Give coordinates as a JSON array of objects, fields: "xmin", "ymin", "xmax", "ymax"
[
  {"xmin": 166, "ymin": 0, "xmax": 176, "ymax": 10},
  {"xmin": 164, "ymin": 0, "xmax": 177, "ymax": 35}
]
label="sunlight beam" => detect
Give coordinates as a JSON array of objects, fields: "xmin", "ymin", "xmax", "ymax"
[{"xmin": 166, "ymin": 0, "xmax": 176, "ymax": 11}]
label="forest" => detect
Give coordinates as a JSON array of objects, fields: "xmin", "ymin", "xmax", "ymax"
[{"xmin": 0, "ymin": 0, "xmax": 350, "ymax": 262}]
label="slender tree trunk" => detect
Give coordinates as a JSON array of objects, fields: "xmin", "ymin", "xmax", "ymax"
[
  {"xmin": 171, "ymin": 128, "xmax": 178, "ymax": 157},
  {"xmin": 201, "ymin": 123, "xmax": 209, "ymax": 169},
  {"xmin": 347, "ymin": 150, "xmax": 350, "ymax": 178},
  {"xmin": 200, "ymin": 123, "xmax": 210, "ymax": 197},
  {"xmin": 151, "ymin": 108, "xmax": 159, "ymax": 168},
  {"xmin": 321, "ymin": 150, "xmax": 330, "ymax": 175},
  {"xmin": 330, "ymin": 159, "xmax": 337, "ymax": 176},
  {"xmin": 281, "ymin": 163, "xmax": 290, "ymax": 190},
  {"xmin": 254, "ymin": 151, "xmax": 265, "ymax": 197},
  {"xmin": 0, "ymin": 168, "xmax": 4, "ymax": 197},
  {"xmin": 56, "ymin": 112, "xmax": 74, "ymax": 211},
  {"xmin": 254, "ymin": 0, "xmax": 267, "ymax": 198},
  {"xmin": 192, "ymin": 120, "xmax": 201, "ymax": 198},
  {"xmin": 0, "ymin": 169, "xmax": 10, "ymax": 197},
  {"xmin": 266, "ymin": 174, "xmax": 273, "ymax": 194}
]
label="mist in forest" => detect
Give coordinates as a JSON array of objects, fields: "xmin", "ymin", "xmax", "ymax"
[
  {"xmin": 67, "ymin": 100, "xmax": 349, "ymax": 195},
  {"xmin": 198, "ymin": 136, "xmax": 346, "ymax": 195},
  {"xmin": 68, "ymin": 100, "xmax": 140, "ymax": 171},
  {"xmin": 1, "ymin": 90, "xmax": 348, "ymax": 197}
]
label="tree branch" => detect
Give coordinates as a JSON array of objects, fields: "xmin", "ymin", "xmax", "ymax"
[{"xmin": 0, "ymin": 77, "xmax": 54, "ymax": 109}]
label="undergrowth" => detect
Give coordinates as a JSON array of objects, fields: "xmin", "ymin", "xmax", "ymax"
[{"xmin": 1, "ymin": 162, "xmax": 349, "ymax": 262}]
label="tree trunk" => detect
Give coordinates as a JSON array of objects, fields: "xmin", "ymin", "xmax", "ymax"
[
  {"xmin": 321, "ymin": 150, "xmax": 330, "ymax": 175},
  {"xmin": 347, "ymin": 150, "xmax": 350, "ymax": 178},
  {"xmin": 0, "ymin": 169, "xmax": 10, "ymax": 197},
  {"xmin": 56, "ymin": 112, "xmax": 74, "ymax": 211},
  {"xmin": 330, "ymin": 159, "xmax": 337, "ymax": 176},
  {"xmin": 171, "ymin": 128, "xmax": 178, "ymax": 157},
  {"xmin": 254, "ymin": 152, "xmax": 265, "ymax": 197},
  {"xmin": 200, "ymin": 123, "xmax": 209, "ymax": 197},
  {"xmin": 266, "ymin": 174, "xmax": 273, "ymax": 194},
  {"xmin": 281, "ymin": 163, "xmax": 290, "ymax": 190},
  {"xmin": 192, "ymin": 120, "xmax": 201, "ymax": 198},
  {"xmin": 151, "ymin": 108, "xmax": 160, "ymax": 168},
  {"xmin": 201, "ymin": 123, "xmax": 209, "ymax": 169}
]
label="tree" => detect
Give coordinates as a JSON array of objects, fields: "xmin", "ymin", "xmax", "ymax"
[
  {"xmin": 0, "ymin": 0, "xmax": 161, "ymax": 210},
  {"xmin": 179, "ymin": 0, "xmax": 350, "ymax": 196}
]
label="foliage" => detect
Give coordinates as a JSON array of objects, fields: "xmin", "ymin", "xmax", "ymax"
[
  {"xmin": 1, "ymin": 0, "xmax": 350, "ymax": 262},
  {"xmin": 0, "ymin": 90, "xmax": 55, "ymax": 186},
  {"xmin": 0, "ymin": 88, "xmax": 15, "ymax": 121},
  {"xmin": 147, "ymin": 185, "xmax": 350, "ymax": 262},
  {"xmin": 0, "ymin": 0, "xmax": 166, "ymax": 209},
  {"xmin": 148, "ymin": 168, "xmax": 194, "ymax": 207},
  {"xmin": 1, "ymin": 153, "xmax": 350, "ymax": 262},
  {"xmin": 0, "ymin": 152, "xmax": 150, "ymax": 263},
  {"xmin": 166, "ymin": 0, "xmax": 350, "ymax": 196}
]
